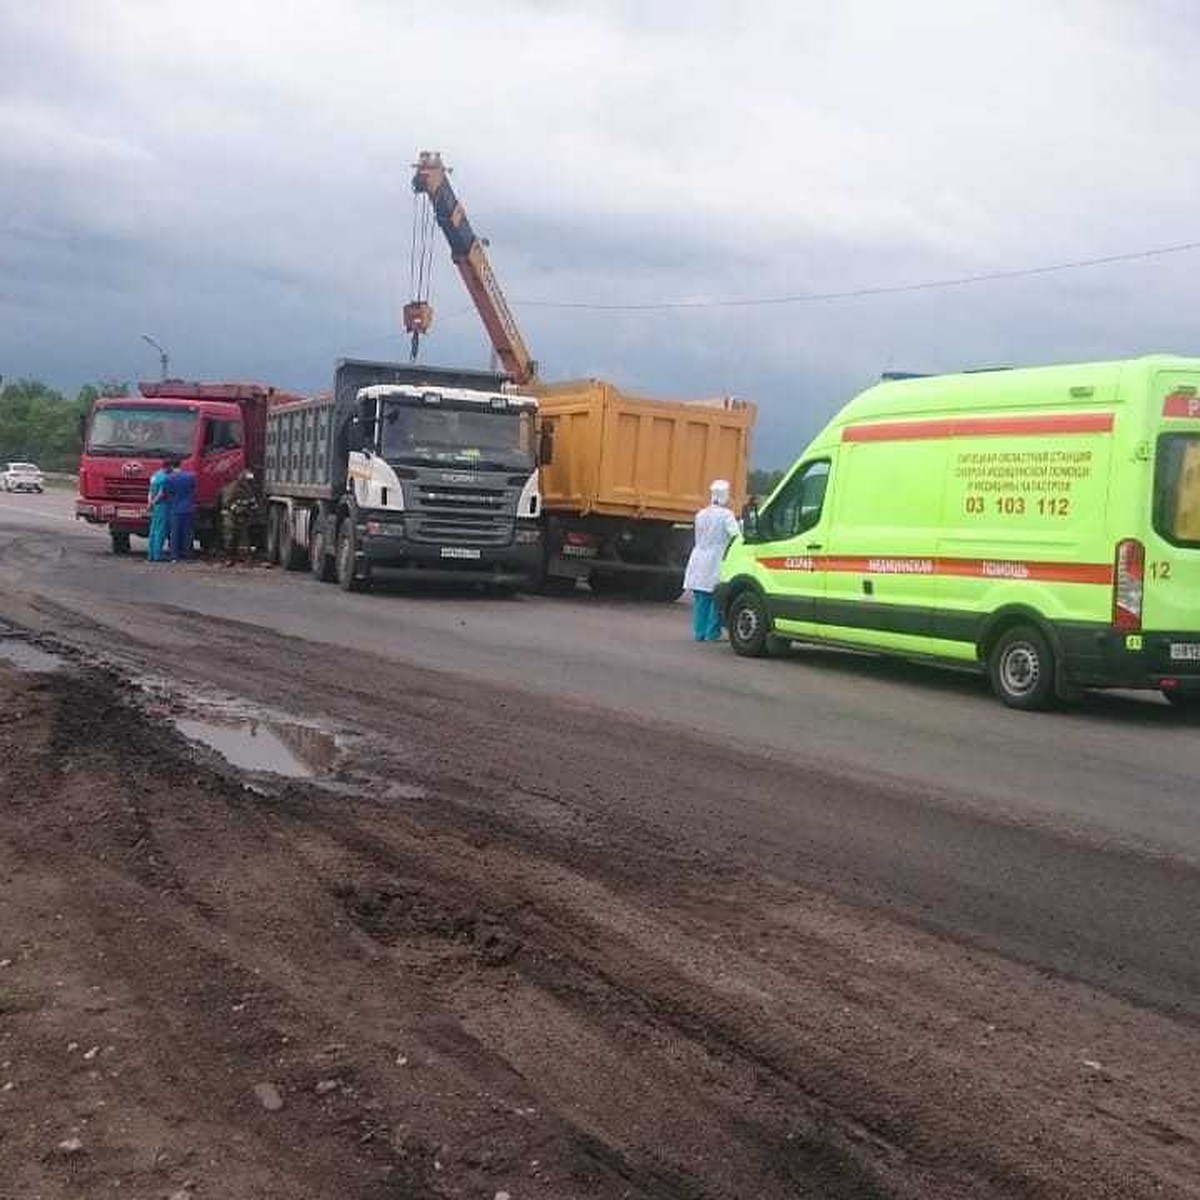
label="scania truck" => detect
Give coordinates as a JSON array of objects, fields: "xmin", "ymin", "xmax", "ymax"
[{"xmin": 263, "ymin": 358, "xmax": 543, "ymax": 591}]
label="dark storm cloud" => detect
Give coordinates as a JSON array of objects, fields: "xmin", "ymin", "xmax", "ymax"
[{"xmin": 2, "ymin": 1, "xmax": 1200, "ymax": 464}]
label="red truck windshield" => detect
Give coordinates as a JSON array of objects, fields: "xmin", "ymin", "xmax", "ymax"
[{"xmin": 87, "ymin": 407, "xmax": 198, "ymax": 458}]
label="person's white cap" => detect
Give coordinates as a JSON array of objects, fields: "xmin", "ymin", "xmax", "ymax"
[{"xmin": 710, "ymin": 479, "xmax": 731, "ymax": 504}]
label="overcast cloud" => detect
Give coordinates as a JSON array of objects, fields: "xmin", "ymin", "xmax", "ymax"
[{"xmin": 2, "ymin": 0, "xmax": 1199, "ymax": 464}]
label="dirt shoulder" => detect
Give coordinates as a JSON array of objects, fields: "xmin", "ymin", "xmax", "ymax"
[{"xmin": 1, "ymin": 652, "xmax": 1199, "ymax": 1199}]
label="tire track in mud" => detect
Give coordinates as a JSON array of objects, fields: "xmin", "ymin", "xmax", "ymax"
[
  {"xmin": 311, "ymin": 821, "xmax": 916, "ymax": 1198},
  {"xmin": 39, "ymin": 596, "xmax": 1200, "ymax": 1028},
  {"xmin": 1, "ymin": 664, "xmax": 925, "ymax": 1198},
  {"xmin": 3, "ymin": 610, "xmax": 1200, "ymax": 1196}
]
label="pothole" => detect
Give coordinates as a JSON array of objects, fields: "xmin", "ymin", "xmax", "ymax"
[{"xmin": 175, "ymin": 716, "xmax": 339, "ymax": 778}]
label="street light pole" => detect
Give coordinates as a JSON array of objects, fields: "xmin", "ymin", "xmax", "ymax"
[{"xmin": 140, "ymin": 334, "xmax": 169, "ymax": 380}]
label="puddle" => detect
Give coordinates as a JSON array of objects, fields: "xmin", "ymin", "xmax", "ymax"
[
  {"xmin": 0, "ymin": 639, "xmax": 65, "ymax": 673},
  {"xmin": 385, "ymin": 781, "xmax": 429, "ymax": 802},
  {"xmin": 175, "ymin": 716, "xmax": 339, "ymax": 778}
]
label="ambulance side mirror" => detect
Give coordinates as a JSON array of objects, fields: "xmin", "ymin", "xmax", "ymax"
[{"xmin": 741, "ymin": 500, "xmax": 761, "ymax": 544}]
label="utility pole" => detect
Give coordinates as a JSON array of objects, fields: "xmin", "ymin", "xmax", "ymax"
[{"xmin": 140, "ymin": 334, "xmax": 169, "ymax": 380}]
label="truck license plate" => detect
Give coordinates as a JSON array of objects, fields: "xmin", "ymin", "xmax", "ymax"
[
  {"xmin": 1169, "ymin": 643, "xmax": 1200, "ymax": 661},
  {"xmin": 440, "ymin": 547, "xmax": 481, "ymax": 560}
]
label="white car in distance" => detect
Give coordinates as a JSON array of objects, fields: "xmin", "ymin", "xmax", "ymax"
[{"xmin": 2, "ymin": 462, "xmax": 45, "ymax": 493}]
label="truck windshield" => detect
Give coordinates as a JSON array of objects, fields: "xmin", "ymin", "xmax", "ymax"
[
  {"xmin": 1153, "ymin": 433, "xmax": 1200, "ymax": 547},
  {"xmin": 379, "ymin": 402, "xmax": 534, "ymax": 471},
  {"xmin": 87, "ymin": 407, "xmax": 198, "ymax": 458}
]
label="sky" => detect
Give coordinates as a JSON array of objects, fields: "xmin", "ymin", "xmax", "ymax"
[{"xmin": 2, "ymin": 0, "xmax": 1199, "ymax": 466}]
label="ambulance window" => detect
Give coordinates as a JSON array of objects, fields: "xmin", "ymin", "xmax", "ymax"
[
  {"xmin": 1154, "ymin": 434, "xmax": 1200, "ymax": 547},
  {"xmin": 763, "ymin": 460, "xmax": 829, "ymax": 540}
]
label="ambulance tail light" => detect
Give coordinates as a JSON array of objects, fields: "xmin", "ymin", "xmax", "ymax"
[{"xmin": 1112, "ymin": 538, "xmax": 1144, "ymax": 631}]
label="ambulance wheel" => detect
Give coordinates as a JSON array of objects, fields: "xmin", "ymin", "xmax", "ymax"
[
  {"xmin": 989, "ymin": 625, "xmax": 1056, "ymax": 710},
  {"xmin": 336, "ymin": 522, "xmax": 369, "ymax": 593},
  {"xmin": 110, "ymin": 530, "xmax": 131, "ymax": 556},
  {"xmin": 728, "ymin": 589, "xmax": 770, "ymax": 657}
]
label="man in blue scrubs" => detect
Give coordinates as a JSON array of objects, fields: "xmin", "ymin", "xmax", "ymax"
[
  {"xmin": 147, "ymin": 460, "xmax": 173, "ymax": 562},
  {"xmin": 167, "ymin": 458, "xmax": 197, "ymax": 561}
]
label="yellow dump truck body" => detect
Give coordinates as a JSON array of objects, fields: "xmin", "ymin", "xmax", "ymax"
[{"xmin": 533, "ymin": 379, "xmax": 756, "ymax": 522}]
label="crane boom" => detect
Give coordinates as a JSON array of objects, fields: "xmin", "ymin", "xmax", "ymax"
[{"xmin": 411, "ymin": 151, "xmax": 537, "ymax": 385}]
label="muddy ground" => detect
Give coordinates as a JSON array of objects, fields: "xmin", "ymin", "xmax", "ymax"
[{"xmin": 1, "ymin": 626, "xmax": 1199, "ymax": 1200}]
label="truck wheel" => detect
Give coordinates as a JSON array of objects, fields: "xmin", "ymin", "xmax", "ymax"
[
  {"xmin": 110, "ymin": 530, "xmax": 131, "ymax": 556},
  {"xmin": 538, "ymin": 575, "xmax": 578, "ymax": 597},
  {"xmin": 279, "ymin": 511, "xmax": 307, "ymax": 571},
  {"xmin": 309, "ymin": 522, "xmax": 336, "ymax": 582},
  {"xmin": 588, "ymin": 571, "xmax": 627, "ymax": 597},
  {"xmin": 988, "ymin": 625, "xmax": 1056, "ymax": 710},
  {"xmin": 336, "ymin": 522, "xmax": 369, "ymax": 593},
  {"xmin": 639, "ymin": 577, "xmax": 684, "ymax": 602},
  {"xmin": 265, "ymin": 506, "xmax": 281, "ymax": 565},
  {"xmin": 728, "ymin": 589, "xmax": 770, "ymax": 657},
  {"xmin": 1163, "ymin": 689, "xmax": 1200, "ymax": 712}
]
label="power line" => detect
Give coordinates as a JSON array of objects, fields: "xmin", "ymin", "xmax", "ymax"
[{"xmin": 513, "ymin": 238, "xmax": 1200, "ymax": 313}]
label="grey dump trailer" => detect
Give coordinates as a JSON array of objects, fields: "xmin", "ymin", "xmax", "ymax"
[{"xmin": 263, "ymin": 358, "xmax": 544, "ymax": 592}]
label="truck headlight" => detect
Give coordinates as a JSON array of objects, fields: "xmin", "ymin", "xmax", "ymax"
[
  {"xmin": 366, "ymin": 518, "xmax": 405, "ymax": 537},
  {"xmin": 515, "ymin": 526, "xmax": 541, "ymax": 545}
]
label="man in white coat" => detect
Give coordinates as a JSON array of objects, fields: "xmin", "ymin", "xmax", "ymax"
[{"xmin": 683, "ymin": 479, "xmax": 741, "ymax": 641}]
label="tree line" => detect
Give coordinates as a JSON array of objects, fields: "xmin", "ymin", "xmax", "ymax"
[
  {"xmin": 0, "ymin": 379, "xmax": 128, "ymax": 471},
  {"xmin": 747, "ymin": 468, "xmax": 786, "ymax": 498}
]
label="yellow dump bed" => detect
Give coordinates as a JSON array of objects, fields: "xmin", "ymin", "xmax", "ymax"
[{"xmin": 533, "ymin": 379, "xmax": 756, "ymax": 522}]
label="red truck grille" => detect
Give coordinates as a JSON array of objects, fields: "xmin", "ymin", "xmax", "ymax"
[{"xmin": 102, "ymin": 478, "xmax": 150, "ymax": 503}]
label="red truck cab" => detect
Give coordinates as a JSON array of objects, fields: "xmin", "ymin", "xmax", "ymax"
[{"xmin": 76, "ymin": 381, "xmax": 302, "ymax": 555}]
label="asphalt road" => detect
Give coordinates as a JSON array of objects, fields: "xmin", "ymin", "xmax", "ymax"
[{"xmin": 3, "ymin": 490, "xmax": 1200, "ymax": 1024}]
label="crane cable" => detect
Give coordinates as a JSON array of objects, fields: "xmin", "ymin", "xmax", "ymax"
[{"xmin": 409, "ymin": 191, "xmax": 437, "ymax": 306}]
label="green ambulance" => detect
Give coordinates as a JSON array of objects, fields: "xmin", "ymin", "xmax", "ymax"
[{"xmin": 717, "ymin": 355, "xmax": 1200, "ymax": 709}]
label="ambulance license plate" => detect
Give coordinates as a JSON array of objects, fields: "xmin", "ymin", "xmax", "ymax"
[
  {"xmin": 440, "ymin": 546, "xmax": 481, "ymax": 560},
  {"xmin": 1169, "ymin": 642, "xmax": 1200, "ymax": 661}
]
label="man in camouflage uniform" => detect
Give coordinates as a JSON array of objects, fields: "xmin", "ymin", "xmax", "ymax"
[{"xmin": 219, "ymin": 469, "xmax": 260, "ymax": 565}]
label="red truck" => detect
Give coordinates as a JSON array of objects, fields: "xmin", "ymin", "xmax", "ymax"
[{"xmin": 76, "ymin": 380, "xmax": 302, "ymax": 554}]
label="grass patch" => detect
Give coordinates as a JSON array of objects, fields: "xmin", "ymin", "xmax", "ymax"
[{"xmin": 0, "ymin": 986, "xmax": 25, "ymax": 1014}]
